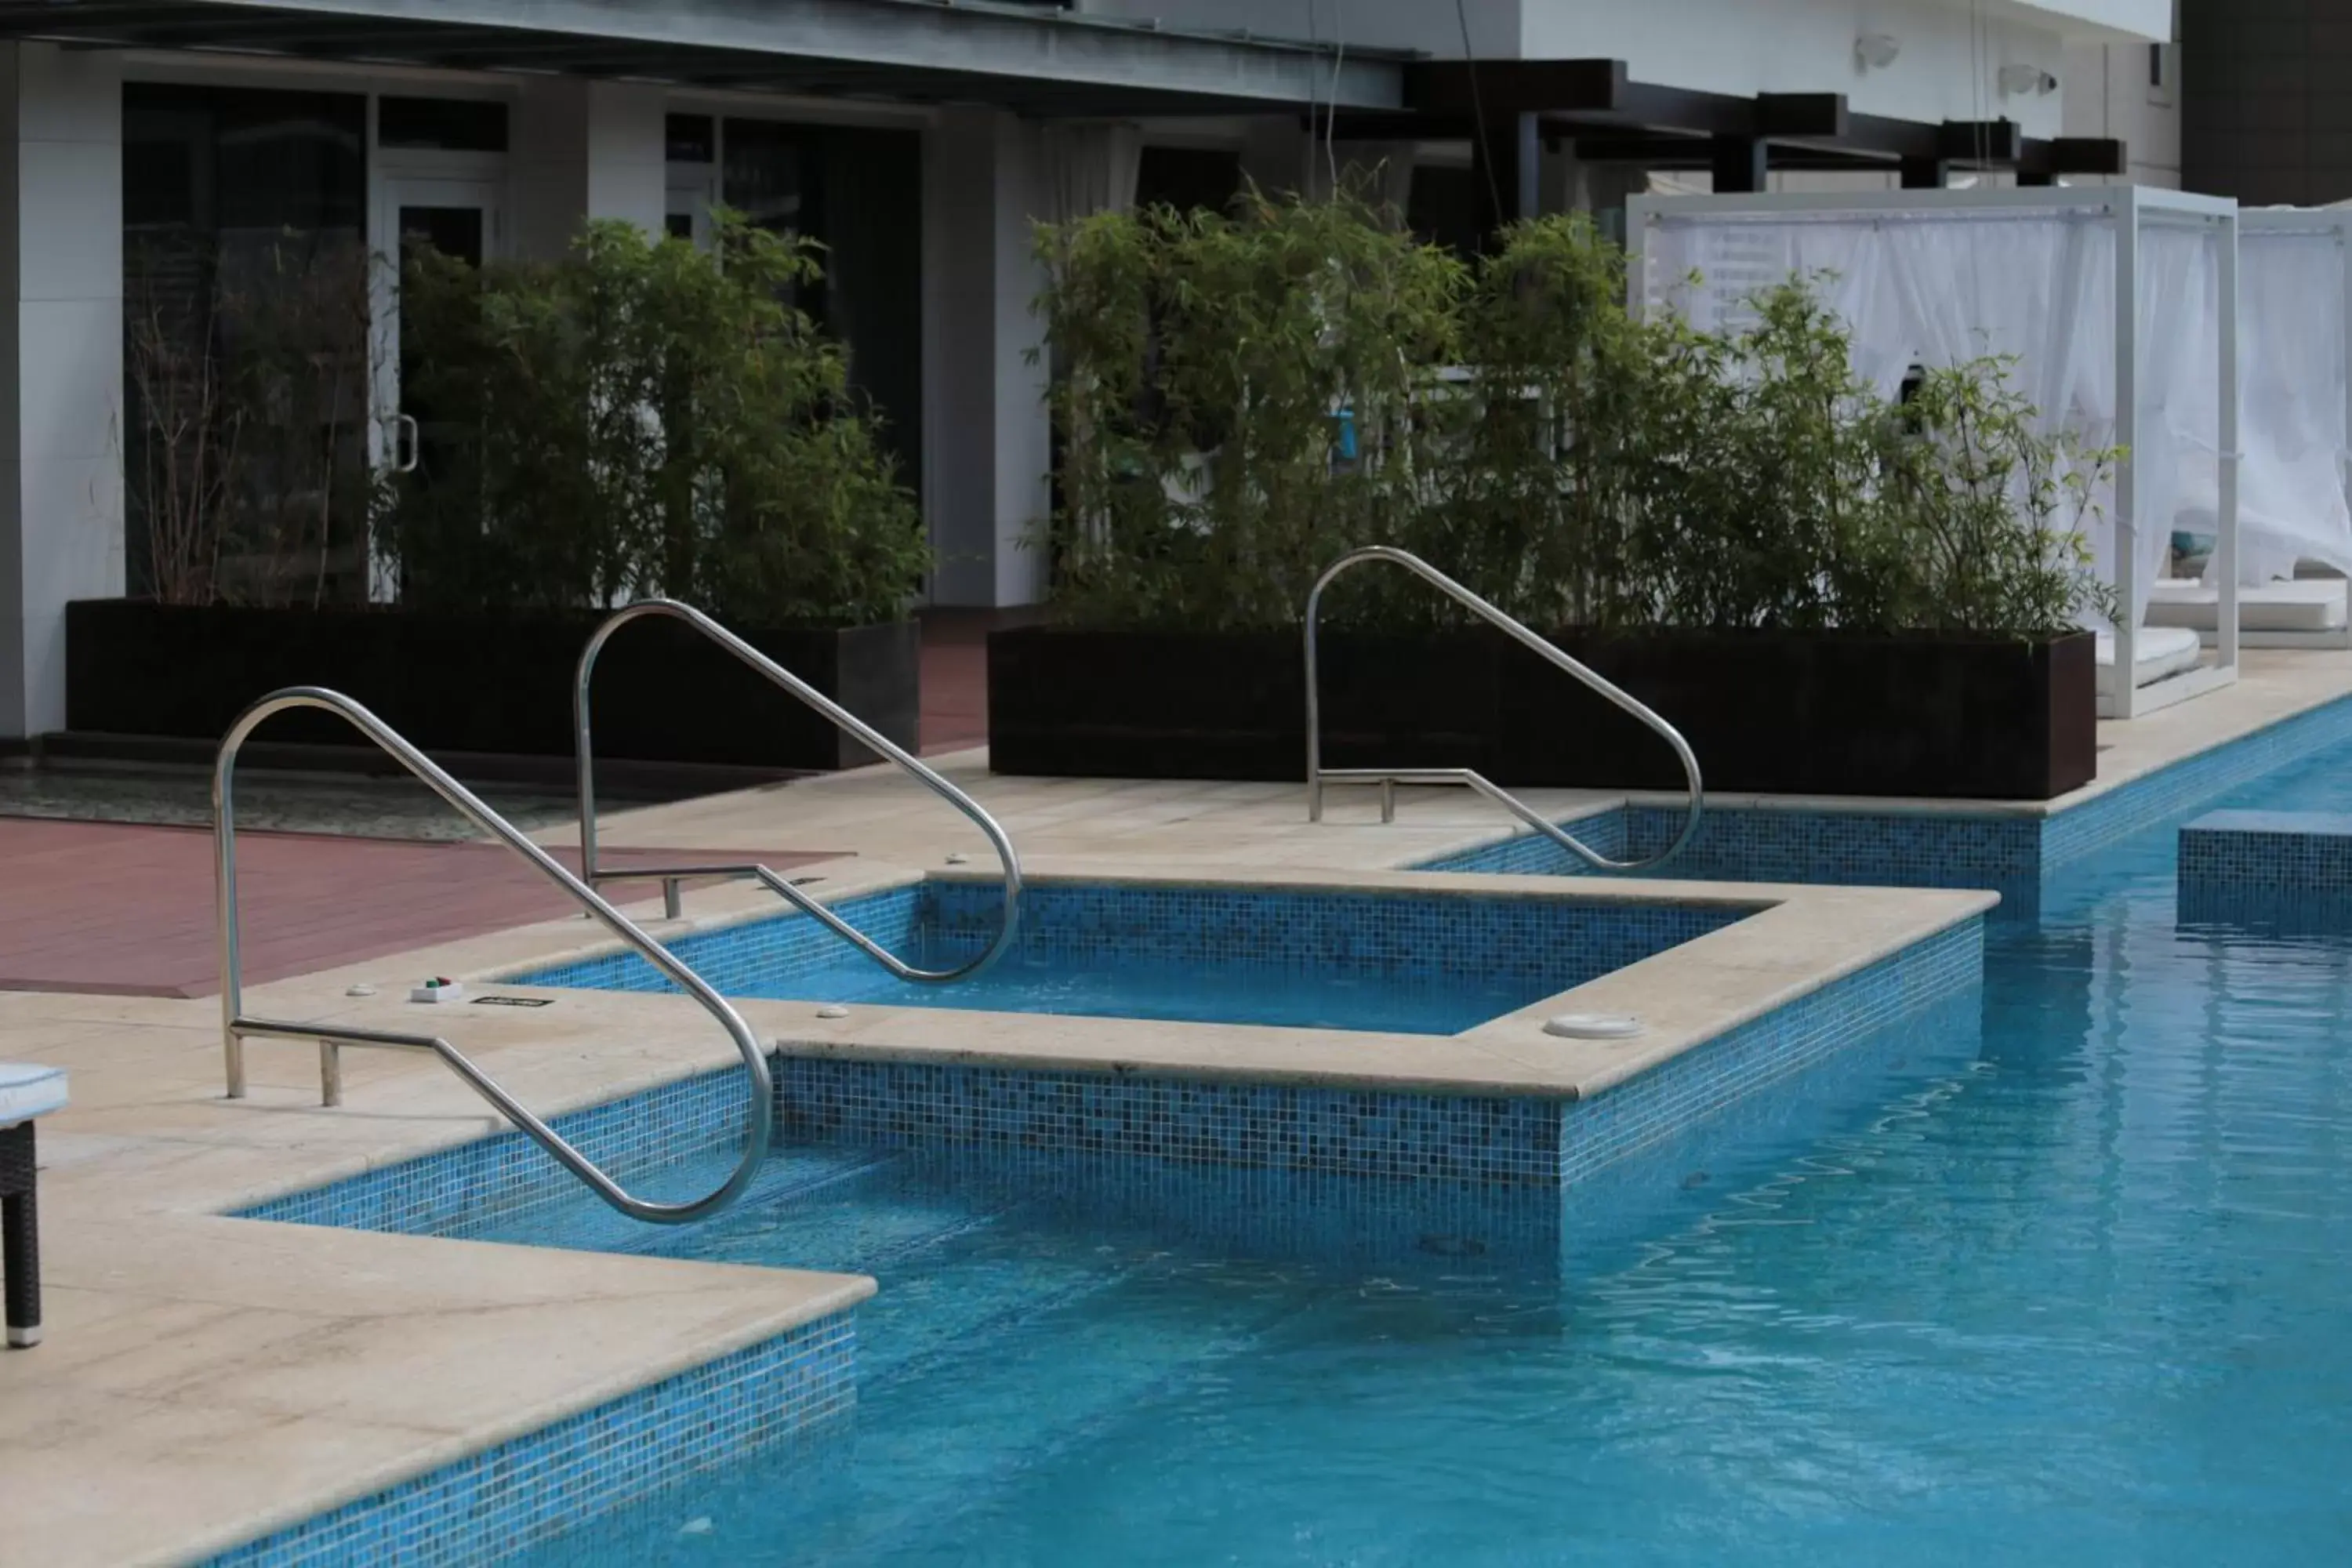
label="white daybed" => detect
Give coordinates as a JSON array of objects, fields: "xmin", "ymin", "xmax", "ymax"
[
  {"xmin": 2148, "ymin": 575, "xmax": 2350, "ymax": 648},
  {"xmin": 1628, "ymin": 185, "xmax": 2242, "ymax": 720}
]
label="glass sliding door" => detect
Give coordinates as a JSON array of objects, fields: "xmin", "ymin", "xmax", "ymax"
[
  {"xmin": 122, "ymin": 83, "xmax": 369, "ymax": 605},
  {"xmin": 373, "ymin": 176, "xmax": 505, "ymax": 508},
  {"xmin": 722, "ymin": 118, "xmax": 924, "ymax": 496}
]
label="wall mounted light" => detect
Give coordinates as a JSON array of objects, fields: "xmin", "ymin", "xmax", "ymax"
[
  {"xmin": 1855, "ymin": 33, "xmax": 1901, "ymax": 71},
  {"xmin": 1998, "ymin": 64, "xmax": 2060, "ymax": 96}
]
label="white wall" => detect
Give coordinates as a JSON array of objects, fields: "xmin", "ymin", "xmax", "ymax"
[
  {"xmin": 2063, "ymin": 38, "xmax": 2180, "ymax": 187},
  {"xmin": 1094, "ymin": 0, "xmax": 2165, "ymax": 145},
  {"xmin": 510, "ymin": 78, "xmax": 666, "ymax": 259},
  {"xmin": 0, "ymin": 43, "xmax": 123, "ymax": 739},
  {"xmin": 1519, "ymin": 0, "xmax": 2073, "ymax": 140}
]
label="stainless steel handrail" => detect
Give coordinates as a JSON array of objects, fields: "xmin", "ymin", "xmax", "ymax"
[
  {"xmin": 1305, "ymin": 546, "xmax": 1705, "ymax": 873},
  {"xmin": 575, "ymin": 598, "xmax": 1022, "ymax": 982},
  {"xmin": 215, "ymin": 687, "xmax": 774, "ymax": 1226}
]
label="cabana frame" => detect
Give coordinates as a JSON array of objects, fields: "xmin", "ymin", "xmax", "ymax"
[{"xmin": 1626, "ymin": 184, "xmax": 2240, "ymax": 720}]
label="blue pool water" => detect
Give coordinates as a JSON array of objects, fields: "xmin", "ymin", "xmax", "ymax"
[
  {"xmin": 515, "ymin": 880, "xmax": 1748, "ymax": 1036},
  {"xmin": 482, "ymin": 745, "xmax": 2352, "ymax": 1565}
]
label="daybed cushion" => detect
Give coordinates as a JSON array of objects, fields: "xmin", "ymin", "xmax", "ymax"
[
  {"xmin": 0, "ymin": 1063, "xmax": 67, "ymax": 1124},
  {"xmin": 2147, "ymin": 577, "xmax": 2349, "ymax": 633},
  {"xmin": 2094, "ymin": 623, "xmax": 2204, "ymax": 689}
]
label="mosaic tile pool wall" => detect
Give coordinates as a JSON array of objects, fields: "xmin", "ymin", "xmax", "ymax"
[
  {"xmin": 771, "ymin": 916, "xmax": 1988, "ymax": 1195},
  {"xmin": 509, "ymin": 880, "xmax": 1751, "ymax": 1002},
  {"xmin": 196, "ymin": 1312, "xmax": 856, "ymax": 1568},
  {"xmin": 233, "ymin": 1064, "xmax": 760, "ymax": 1240},
  {"xmin": 2175, "ymin": 808, "xmax": 2352, "ymax": 934},
  {"xmin": 1425, "ymin": 693, "xmax": 2352, "ymax": 912},
  {"xmin": 218, "ymin": 904, "xmax": 1983, "ymax": 1564}
]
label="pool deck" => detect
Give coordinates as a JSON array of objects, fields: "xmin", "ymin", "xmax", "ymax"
[{"xmin": 5, "ymin": 647, "xmax": 2351, "ymax": 1567}]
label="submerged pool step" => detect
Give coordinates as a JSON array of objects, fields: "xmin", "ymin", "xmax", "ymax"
[{"xmin": 2178, "ymin": 810, "xmax": 2352, "ymax": 931}]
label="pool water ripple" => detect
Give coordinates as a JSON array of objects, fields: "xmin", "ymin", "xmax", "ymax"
[{"xmin": 493, "ymin": 743, "xmax": 2352, "ymax": 1566}]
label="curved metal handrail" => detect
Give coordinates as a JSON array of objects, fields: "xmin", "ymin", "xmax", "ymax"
[
  {"xmin": 575, "ymin": 599, "xmax": 1022, "ymax": 982},
  {"xmin": 1305, "ymin": 546, "xmax": 1705, "ymax": 873},
  {"xmin": 215, "ymin": 688, "xmax": 774, "ymax": 1226}
]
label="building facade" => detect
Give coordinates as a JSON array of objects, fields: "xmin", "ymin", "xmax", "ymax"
[{"xmin": 0, "ymin": 0, "xmax": 2169, "ymax": 739}]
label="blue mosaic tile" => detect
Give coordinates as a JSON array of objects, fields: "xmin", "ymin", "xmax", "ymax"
[
  {"xmin": 512, "ymin": 880, "xmax": 1746, "ymax": 1011},
  {"xmin": 196, "ymin": 1312, "xmax": 856, "ymax": 1568},
  {"xmin": 2042, "ymin": 694, "xmax": 2352, "ymax": 875},
  {"xmin": 225, "ymin": 897, "xmax": 1986, "ymax": 1567},
  {"xmin": 770, "ymin": 915, "xmax": 1986, "ymax": 1193},
  {"xmin": 773, "ymin": 1060, "xmax": 1567, "ymax": 1186},
  {"xmin": 234, "ymin": 1065, "xmax": 760, "ymax": 1238},
  {"xmin": 2178, "ymin": 808, "xmax": 2352, "ymax": 894},
  {"xmin": 1432, "ymin": 806, "xmax": 2041, "ymax": 906},
  {"xmin": 1424, "ymin": 695, "xmax": 2352, "ymax": 915},
  {"xmin": 1558, "ymin": 918, "xmax": 1985, "ymax": 1189}
]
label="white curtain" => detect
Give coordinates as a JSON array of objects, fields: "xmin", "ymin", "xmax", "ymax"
[
  {"xmin": 2209, "ymin": 227, "xmax": 2352, "ymax": 582},
  {"xmin": 1641, "ymin": 206, "xmax": 2225, "ymax": 630},
  {"xmin": 1041, "ymin": 123, "xmax": 1144, "ymax": 225},
  {"xmin": 2128, "ymin": 223, "xmax": 2223, "ymax": 616}
]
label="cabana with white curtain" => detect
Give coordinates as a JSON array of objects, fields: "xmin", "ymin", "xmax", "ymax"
[
  {"xmin": 2144, "ymin": 206, "xmax": 2352, "ymax": 649},
  {"xmin": 1625, "ymin": 186, "xmax": 2240, "ymax": 720}
]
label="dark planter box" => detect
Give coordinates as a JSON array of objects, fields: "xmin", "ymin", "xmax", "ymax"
[
  {"xmin": 65, "ymin": 600, "xmax": 919, "ymax": 771},
  {"xmin": 989, "ymin": 624, "xmax": 2096, "ymax": 801}
]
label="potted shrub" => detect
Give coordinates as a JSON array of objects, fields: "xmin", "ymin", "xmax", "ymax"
[
  {"xmin": 992, "ymin": 204, "xmax": 2103, "ymax": 801},
  {"xmin": 71, "ymin": 216, "xmax": 925, "ymax": 770}
]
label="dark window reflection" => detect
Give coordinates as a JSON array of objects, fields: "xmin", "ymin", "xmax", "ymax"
[
  {"xmin": 722, "ymin": 118, "xmax": 922, "ymax": 496},
  {"xmin": 122, "ymin": 83, "xmax": 371, "ymax": 604}
]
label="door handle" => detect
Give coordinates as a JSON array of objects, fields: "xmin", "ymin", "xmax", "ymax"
[{"xmin": 391, "ymin": 412, "xmax": 420, "ymax": 474}]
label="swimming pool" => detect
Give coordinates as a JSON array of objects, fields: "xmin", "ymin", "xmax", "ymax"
[
  {"xmin": 471, "ymin": 738, "xmax": 2352, "ymax": 1563},
  {"xmin": 511, "ymin": 879, "xmax": 1751, "ymax": 1036}
]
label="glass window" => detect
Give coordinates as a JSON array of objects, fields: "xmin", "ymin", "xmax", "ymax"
[
  {"xmin": 721, "ymin": 118, "xmax": 924, "ymax": 497},
  {"xmin": 122, "ymin": 83, "xmax": 372, "ymax": 604},
  {"xmin": 665, "ymin": 114, "xmax": 715, "ymax": 165},
  {"xmin": 377, "ymin": 96, "xmax": 508, "ymax": 153}
]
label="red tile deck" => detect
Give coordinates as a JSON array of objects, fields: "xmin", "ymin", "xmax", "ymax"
[
  {"xmin": 0, "ymin": 611, "xmax": 1005, "ymax": 996},
  {"xmin": 0, "ymin": 820, "xmax": 837, "ymax": 998},
  {"xmin": 918, "ymin": 611, "xmax": 990, "ymax": 753}
]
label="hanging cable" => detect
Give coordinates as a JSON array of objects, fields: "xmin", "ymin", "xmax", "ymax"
[
  {"xmin": 1328, "ymin": 0, "xmax": 1347, "ymax": 197},
  {"xmin": 1455, "ymin": 0, "xmax": 1504, "ymax": 225}
]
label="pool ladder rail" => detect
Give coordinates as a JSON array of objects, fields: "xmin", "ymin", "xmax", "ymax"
[
  {"xmin": 572, "ymin": 597, "xmax": 1022, "ymax": 983},
  {"xmin": 1304, "ymin": 546, "xmax": 1705, "ymax": 873},
  {"xmin": 213, "ymin": 688, "xmax": 773, "ymax": 1226},
  {"xmin": 214, "ymin": 604, "xmax": 1025, "ymax": 1226}
]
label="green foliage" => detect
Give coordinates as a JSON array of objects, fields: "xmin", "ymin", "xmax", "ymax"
[
  {"xmin": 1036, "ymin": 201, "xmax": 2114, "ymax": 640},
  {"xmin": 1629, "ymin": 279, "xmax": 1912, "ymax": 630},
  {"xmin": 1409, "ymin": 213, "xmax": 1651, "ymax": 629},
  {"xmin": 1875, "ymin": 355, "xmax": 2122, "ymax": 634},
  {"xmin": 123, "ymin": 232, "xmax": 375, "ymax": 607},
  {"xmin": 378, "ymin": 213, "xmax": 924, "ymax": 625},
  {"xmin": 1039, "ymin": 187, "xmax": 1465, "ymax": 631}
]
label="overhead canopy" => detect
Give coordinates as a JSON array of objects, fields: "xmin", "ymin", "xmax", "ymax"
[
  {"xmin": 0, "ymin": 0, "xmax": 1399, "ymax": 116},
  {"xmin": 0, "ymin": 5, "xmax": 2128, "ymax": 191}
]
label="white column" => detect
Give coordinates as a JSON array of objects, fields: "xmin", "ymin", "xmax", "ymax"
[
  {"xmin": 0, "ymin": 43, "xmax": 122, "ymax": 739},
  {"xmin": 922, "ymin": 108, "xmax": 1050, "ymax": 608},
  {"xmin": 508, "ymin": 78, "xmax": 666, "ymax": 259}
]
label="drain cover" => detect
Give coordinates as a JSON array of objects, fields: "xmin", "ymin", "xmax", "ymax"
[{"xmin": 1544, "ymin": 1013, "xmax": 1643, "ymax": 1040}]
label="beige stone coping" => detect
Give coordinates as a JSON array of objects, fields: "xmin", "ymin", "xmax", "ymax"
[
  {"xmin": 390, "ymin": 858, "xmax": 1998, "ymax": 1105},
  {"xmin": 0, "ymin": 961, "xmax": 874, "ymax": 1568},
  {"xmin": 542, "ymin": 649, "xmax": 2352, "ymax": 879}
]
